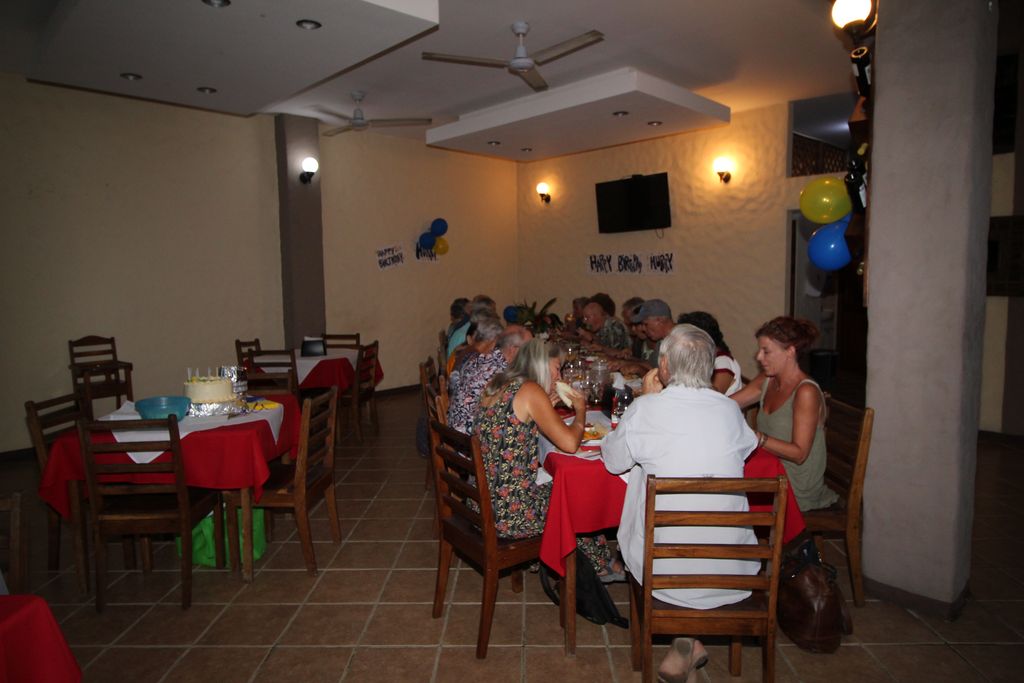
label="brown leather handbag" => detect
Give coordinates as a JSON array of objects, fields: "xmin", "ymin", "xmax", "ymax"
[{"xmin": 776, "ymin": 540, "xmax": 853, "ymax": 653}]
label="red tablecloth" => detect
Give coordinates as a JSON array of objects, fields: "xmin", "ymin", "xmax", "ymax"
[
  {"xmin": 540, "ymin": 453, "xmax": 627, "ymax": 576},
  {"xmin": 38, "ymin": 394, "xmax": 300, "ymax": 518},
  {"xmin": 0, "ymin": 596, "xmax": 80, "ymax": 683},
  {"xmin": 744, "ymin": 447, "xmax": 806, "ymax": 543}
]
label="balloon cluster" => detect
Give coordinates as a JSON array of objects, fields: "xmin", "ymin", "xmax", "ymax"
[
  {"xmin": 418, "ymin": 218, "xmax": 450, "ymax": 256},
  {"xmin": 800, "ymin": 178, "xmax": 852, "ymax": 271}
]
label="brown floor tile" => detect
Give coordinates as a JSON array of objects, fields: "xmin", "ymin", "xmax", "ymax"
[
  {"xmin": 103, "ymin": 571, "xmax": 181, "ymax": 603},
  {"xmin": 845, "ymin": 601, "xmax": 942, "ymax": 643},
  {"xmin": 330, "ymin": 541, "xmax": 402, "ymax": 569},
  {"xmin": 381, "ymin": 569, "xmax": 443, "ymax": 603},
  {"xmin": 234, "ymin": 570, "xmax": 319, "ymax": 603},
  {"xmin": 60, "ymin": 605, "xmax": 149, "ymax": 645},
  {"xmin": 699, "ymin": 642, "xmax": 800, "ymax": 682},
  {"xmin": 262, "ymin": 541, "xmax": 342, "ymax": 570},
  {"xmin": 161, "ymin": 570, "xmax": 244, "ymax": 604},
  {"xmin": 335, "ymin": 499, "xmax": 371, "ymax": 518},
  {"xmin": 443, "ymin": 603, "xmax": 524, "ymax": 646},
  {"xmin": 348, "ymin": 518, "xmax": 414, "ymax": 541},
  {"xmin": 868, "ymin": 643, "xmax": 986, "ymax": 682},
  {"xmin": 343, "ymin": 646, "xmax": 438, "ymax": 682},
  {"xmin": 396, "ymin": 541, "xmax": 439, "ymax": 568},
  {"xmin": 252, "ymin": 646, "xmax": 353, "ymax": 683},
  {"xmin": 915, "ymin": 600, "xmax": 1023, "ymax": 643},
  {"xmin": 162, "ymin": 646, "xmax": 268, "ymax": 683},
  {"xmin": 308, "ymin": 569, "xmax": 388, "ymax": 603},
  {"xmin": 451, "ymin": 568, "xmax": 527, "ymax": 604},
  {"xmin": 335, "ymin": 482, "xmax": 384, "ymax": 499},
  {"xmin": 968, "ymin": 564, "xmax": 1024, "ymax": 599},
  {"xmin": 782, "ymin": 643, "xmax": 895, "ymax": 681},
  {"xmin": 524, "ymin": 645, "xmax": 613, "ymax": 681},
  {"xmin": 361, "ymin": 604, "xmax": 445, "ymax": 644},
  {"xmin": 280, "ymin": 604, "xmax": 374, "ymax": 645},
  {"xmin": 388, "ymin": 468, "xmax": 430, "ymax": 483},
  {"xmin": 342, "ymin": 469, "xmax": 391, "ymax": 484},
  {"xmin": 70, "ymin": 646, "xmax": 104, "ymax": 670},
  {"xmin": 117, "ymin": 604, "xmax": 224, "ymax": 645},
  {"xmin": 199, "ymin": 604, "xmax": 298, "ymax": 645},
  {"xmin": 978, "ymin": 600, "xmax": 1024, "ymax": 637},
  {"xmin": 364, "ymin": 498, "xmax": 423, "ymax": 518},
  {"xmin": 523, "ymin": 603, "xmax": 606, "ymax": 646},
  {"xmin": 376, "ymin": 483, "xmax": 430, "ymax": 499},
  {"xmin": 35, "ymin": 571, "xmax": 110, "ymax": 605},
  {"xmin": 953, "ymin": 644, "xmax": 1024, "ymax": 683},
  {"xmin": 83, "ymin": 646, "xmax": 184, "ymax": 683},
  {"xmin": 435, "ymin": 645, "xmax": 522, "ymax": 682},
  {"xmin": 417, "ymin": 498, "xmax": 437, "ymax": 518},
  {"xmin": 407, "ymin": 517, "xmax": 439, "ymax": 540}
]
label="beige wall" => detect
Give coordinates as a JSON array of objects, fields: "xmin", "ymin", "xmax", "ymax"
[
  {"xmin": 0, "ymin": 74, "xmax": 283, "ymax": 452},
  {"xmin": 516, "ymin": 104, "xmax": 804, "ymax": 377},
  {"xmin": 320, "ymin": 133, "xmax": 518, "ymax": 390}
]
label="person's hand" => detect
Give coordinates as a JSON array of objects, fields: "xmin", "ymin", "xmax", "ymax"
[
  {"xmin": 578, "ymin": 328, "xmax": 595, "ymax": 342},
  {"xmin": 642, "ymin": 368, "xmax": 664, "ymax": 395},
  {"xmin": 569, "ymin": 387, "xmax": 586, "ymax": 416}
]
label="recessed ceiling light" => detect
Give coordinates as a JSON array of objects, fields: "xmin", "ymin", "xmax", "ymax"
[
  {"xmin": 120, "ymin": 72, "xmax": 142, "ymax": 81},
  {"xmin": 612, "ymin": 110, "xmax": 629, "ymax": 117},
  {"xmin": 647, "ymin": 120, "xmax": 663, "ymax": 127},
  {"xmin": 202, "ymin": 0, "xmax": 231, "ymax": 7},
  {"xmin": 487, "ymin": 140, "xmax": 501, "ymax": 147},
  {"xmin": 296, "ymin": 19, "xmax": 322, "ymax": 30},
  {"xmin": 196, "ymin": 86, "xmax": 218, "ymax": 94},
  {"xmin": 520, "ymin": 147, "xmax": 533, "ymax": 152}
]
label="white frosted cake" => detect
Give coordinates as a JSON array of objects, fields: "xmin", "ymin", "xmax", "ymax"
[{"xmin": 184, "ymin": 376, "xmax": 235, "ymax": 403}]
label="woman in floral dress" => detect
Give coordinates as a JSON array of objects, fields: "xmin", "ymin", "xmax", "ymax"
[{"xmin": 475, "ymin": 339, "xmax": 620, "ymax": 577}]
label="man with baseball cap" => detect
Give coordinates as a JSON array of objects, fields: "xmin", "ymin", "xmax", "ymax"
[{"xmin": 632, "ymin": 299, "xmax": 675, "ymax": 367}]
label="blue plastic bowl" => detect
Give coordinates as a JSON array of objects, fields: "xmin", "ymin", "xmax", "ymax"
[{"xmin": 135, "ymin": 396, "xmax": 191, "ymax": 420}]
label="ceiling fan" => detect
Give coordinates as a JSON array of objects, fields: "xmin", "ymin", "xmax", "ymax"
[
  {"xmin": 317, "ymin": 91, "xmax": 432, "ymax": 137},
  {"xmin": 422, "ymin": 20, "xmax": 603, "ymax": 92}
]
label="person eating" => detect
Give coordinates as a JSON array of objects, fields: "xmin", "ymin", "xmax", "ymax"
[
  {"xmin": 578, "ymin": 299, "xmax": 631, "ymax": 353},
  {"xmin": 676, "ymin": 311, "xmax": 742, "ymax": 396}
]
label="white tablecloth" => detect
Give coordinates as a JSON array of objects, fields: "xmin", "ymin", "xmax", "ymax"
[{"xmin": 536, "ymin": 410, "xmax": 610, "ymax": 485}]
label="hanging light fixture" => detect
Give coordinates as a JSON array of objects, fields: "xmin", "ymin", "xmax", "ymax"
[{"xmin": 831, "ymin": 0, "xmax": 876, "ymax": 44}]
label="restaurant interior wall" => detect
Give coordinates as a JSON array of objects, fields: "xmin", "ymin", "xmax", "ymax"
[
  {"xmin": 319, "ymin": 132, "xmax": 518, "ymax": 391},
  {"xmin": 0, "ymin": 73, "xmax": 284, "ymax": 453},
  {"xmin": 515, "ymin": 103, "xmax": 810, "ymax": 380}
]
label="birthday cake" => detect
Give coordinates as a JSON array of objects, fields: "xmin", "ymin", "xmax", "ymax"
[{"xmin": 184, "ymin": 376, "xmax": 235, "ymax": 404}]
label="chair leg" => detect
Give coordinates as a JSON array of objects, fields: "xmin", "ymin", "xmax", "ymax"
[
  {"xmin": 70, "ymin": 490, "xmax": 90, "ymax": 594},
  {"xmin": 141, "ymin": 536, "xmax": 154, "ymax": 573},
  {"xmin": 432, "ymin": 540, "xmax": 453, "ymax": 618},
  {"xmin": 763, "ymin": 630, "xmax": 776, "ymax": 683},
  {"xmin": 94, "ymin": 528, "xmax": 107, "ymax": 613},
  {"xmin": 729, "ymin": 636, "xmax": 742, "ymax": 676},
  {"xmin": 324, "ymin": 486, "xmax": 343, "ymax": 543},
  {"xmin": 560, "ymin": 551, "xmax": 577, "ymax": 655},
  {"xmin": 847, "ymin": 526, "xmax": 866, "ymax": 606},
  {"xmin": 264, "ymin": 509, "xmax": 275, "ymax": 542},
  {"xmin": 629, "ymin": 578, "xmax": 643, "ymax": 672},
  {"xmin": 477, "ymin": 567, "xmax": 499, "ymax": 659},
  {"xmin": 180, "ymin": 523, "xmax": 192, "ymax": 609},
  {"xmin": 47, "ymin": 508, "xmax": 62, "ymax": 572},
  {"xmin": 224, "ymin": 494, "xmax": 240, "ymax": 575},
  {"xmin": 294, "ymin": 503, "xmax": 318, "ymax": 576}
]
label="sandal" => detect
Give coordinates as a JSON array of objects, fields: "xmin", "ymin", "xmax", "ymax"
[
  {"xmin": 657, "ymin": 638, "xmax": 708, "ymax": 683},
  {"xmin": 597, "ymin": 559, "xmax": 626, "ymax": 584}
]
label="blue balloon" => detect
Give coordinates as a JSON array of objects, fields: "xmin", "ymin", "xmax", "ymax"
[
  {"xmin": 418, "ymin": 232, "xmax": 436, "ymax": 250},
  {"xmin": 503, "ymin": 305, "xmax": 519, "ymax": 323},
  {"xmin": 430, "ymin": 218, "xmax": 448, "ymax": 237},
  {"xmin": 808, "ymin": 216, "xmax": 852, "ymax": 271}
]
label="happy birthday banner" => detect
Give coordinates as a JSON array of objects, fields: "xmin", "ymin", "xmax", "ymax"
[{"xmin": 586, "ymin": 251, "xmax": 675, "ymax": 276}]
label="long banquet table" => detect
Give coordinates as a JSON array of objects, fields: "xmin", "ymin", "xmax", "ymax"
[
  {"xmin": 259, "ymin": 349, "xmax": 384, "ymax": 391},
  {"xmin": 0, "ymin": 595, "xmax": 80, "ymax": 682}
]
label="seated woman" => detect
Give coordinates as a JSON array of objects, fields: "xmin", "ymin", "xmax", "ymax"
[
  {"xmin": 677, "ymin": 311, "xmax": 742, "ymax": 396},
  {"xmin": 475, "ymin": 339, "xmax": 621, "ymax": 578},
  {"xmin": 730, "ymin": 316, "xmax": 839, "ymax": 511}
]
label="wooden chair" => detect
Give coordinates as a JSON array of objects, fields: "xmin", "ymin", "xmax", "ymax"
[
  {"xmin": 68, "ymin": 335, "xmax": 133, "ymax": 418},
  {"xmin": 224, "ymin": 389, "xmax": 341, "ymax": 576},
  {"xmin": 246, "ymin": 349, "xmax": 298, "ymax": 398},
  {"xmin": 437, "ymin": 329, "xmax": 449, "ymax": 375},
  {"xmin": 0, "ymin": 492, "xmax": 28, "ymax": 594},
  {"xmin": 429, "ymin": 420, "xmax": 541, "ymax": 658},
  {"xmin": 347, "ymin": 341, "xmax": 380, "ymax": 442},
  {"xmin": 419, "ymin": 358, "xmax": 440, "ymax": 490},
  {"xmin": 629, "ymin": 476, "xmax": 788, "ymax": 683},
  {"xmin": 323, "ymin": 333, "xmax": 360, "ymax": 351},
  {"xmin": 24, "ymin": 394, "xmax": 90, "ymax": 592},
  {"xmin": 235, "ymin": 338, "xmax": 261, "ymax": 367},
  {"xmin": 803, "ymin": 398, "xmax": 875, "ymax": 606},
  {"xmin": 78, "ymin": 415, "xmax": 224, "ymax": 611}
]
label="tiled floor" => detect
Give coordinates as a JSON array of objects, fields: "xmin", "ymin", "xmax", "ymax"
[{"xmin": 4, "ymin": 390, "xmax": 1024, "ymax": 681}]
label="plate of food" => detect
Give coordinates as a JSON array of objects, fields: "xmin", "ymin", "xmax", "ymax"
[{"xmin": 581, "ymin": 421, "xmax": 609, "ymax": 450}]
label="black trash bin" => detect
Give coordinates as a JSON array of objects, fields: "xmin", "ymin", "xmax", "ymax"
[{"xmin": 808, "ymin": 349, "xmax": 839, "ymax": 392}]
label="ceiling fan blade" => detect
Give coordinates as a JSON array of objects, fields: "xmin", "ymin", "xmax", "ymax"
[
  {"xmin": 368, "ymin": 118, "xmax": 433, "ymax": 128},
  {"xmin": 531, "ymin": 30, "xmax": 604, "ymax": 65},
  {"xmin": 312, "ymin": 106, "xmax": 352, "ymax": 122},
  {"xmin": 516, "ymin": 67, "xmax": 548, "ymax": 92},
  {"xmin": 422, "ymin": 51, "xmax": 508, "ymax": 68},
  {"xmin": 322, "ymin": 125, "xmax": 354, "ymax": 137}
]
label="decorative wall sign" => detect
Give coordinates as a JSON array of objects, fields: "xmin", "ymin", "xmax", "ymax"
[
  {"xmin": 414, "ymin": 243, "xmax": 438, "ymax": 263},
  {"xmin": 376, "ymin": 244, "xmax": 406, "ymax": 270},
  {"xmin": 586, "ymin": 251, "xmax": 675, "ymax": 276}
]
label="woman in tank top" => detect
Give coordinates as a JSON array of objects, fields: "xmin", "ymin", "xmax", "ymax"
[{"xmin": 730, "ymin": 317, "xmax": 838, "ymax": 511}]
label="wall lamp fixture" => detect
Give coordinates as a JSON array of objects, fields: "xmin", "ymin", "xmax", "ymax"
[
  {"xmin": 712, "ymin": 157, "xmax": 735, "ymax": 184},
  {"xmin": 299, "ymin": 157, "xmax": 319, "ymax": 184},
  {"xmin": 831, "ymin": 0, "xmax": 876, "ymax": 44},
  {"xmin": 536, "ymin": 182, "xmax": 551, "ymax": 204}
]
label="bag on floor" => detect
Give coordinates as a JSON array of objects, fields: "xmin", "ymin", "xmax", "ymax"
[
  {"xmin": 777, "ymin": 539, "xmax": 853, "ymax": 653},
  {"xmin": 538, "ymin": 550, "xmax": 628, "ymax": 629},
  {"xmin": 175, "ymin": 509, "xmax": 267, "ymax": 567}
]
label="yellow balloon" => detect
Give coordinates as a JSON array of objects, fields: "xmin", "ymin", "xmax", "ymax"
[
  {"xmin": 799, "ymin": 177, "xmax": 852, "ymax": 224},
  {"xmin": 434, "ymin": 237, "xmax": 449, "ymax": 255}
]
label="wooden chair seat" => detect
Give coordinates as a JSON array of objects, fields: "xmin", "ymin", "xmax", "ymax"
[
  {"xmin": 260, "ymin": 460, "xmax": 330, "ymax": 496},
  {"xmin": 98, "ymin": 490, "xmax": 218, "ymax": 528}
]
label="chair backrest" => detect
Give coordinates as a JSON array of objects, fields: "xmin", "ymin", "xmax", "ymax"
[
  {"xmin": 641, "ymin": 476, "xmax": 788, "ymax": 615},
  {"xmin": 323, "ymin": 333, "xmax": 360, "ymax": 351},
  {"xmin": 437, "ymin": 329, "xmax": 448, "ymax": 375},
  {"xmin": 354, "ymin": 341, "xmax": 380, "ymax": 402},
  {"xmin": 430, "ymin": 420, "xmax": 495, "ymax": 551},
  {"xmin": 68, "ymin": 335, "xmax": 118, "ymax": 369},
  {"xmin": 823, "ymin": 398, "xmax": 875, "ymax": 511},
  {"xmin": 25, "ymin": 393, "xmax": 84, "ymax": 473},
  {"xmin": 419, "ymin": 356, "xmax": 438, "ymax": 393},
  {"xmin": 235, "ymin": 338, "xmax": 261, "ymax": 367},
  {"xmin": 77, "ymin": 416, "xmax": 189, "ymax": 519},
  {"xmin": 0, "ymin": 492, "xmax": 27, "ymax": 593},
  {"xmin": 294, "ymin": 388, "xmax": 338, "ymax": 496},
  {"xmin": 68, "ymin": 335, "xmax": 133, "ymax": 413},
  {"xmin": 247, "ymin": 349, "xmax": 298, "ymax": 396}
]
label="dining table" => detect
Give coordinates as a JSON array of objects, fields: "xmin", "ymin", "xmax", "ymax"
[
  {"xmin": 0, "ymin": 595, "xmax": 80, "ymax": 682},
  {"xmin": 260, "ymin": 349, "xmax": 384, "ymax": 392},
  {"xmin": 38, "ymin": 394, "xmax": 301, "ymax": 582}
]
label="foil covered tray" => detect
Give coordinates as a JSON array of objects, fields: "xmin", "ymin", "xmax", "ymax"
[{"xmin": 188, "ymin": 398, "xmax": 248, "ymax": 417}]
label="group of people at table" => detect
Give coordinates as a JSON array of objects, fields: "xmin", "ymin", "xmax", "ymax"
[{"xmin": 441, "ymin": 293, "xmax": 835, "ymax": 681}]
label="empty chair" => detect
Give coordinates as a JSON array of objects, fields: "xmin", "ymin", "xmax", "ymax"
[
  {"xmin": 0, "ymin": 492, "xmax": 27, "ymax": 594},
  {"xmin": 78, "ymin": 415, "xmax": 224, "ymax": 611},
  {"xmin": 247, "ymin": 348, "xmax": 298, "ymax": 397},
  {"xmin": 430, "ymin": 420, "xmax": 541, "ymax": 658},
  {"xmin": 346, "ymin": 341, "xmax": 380, "ymax": 442},
  {"xmin": 322, "ymin": 333, "xmax": 360, "ymax": 351},
  {"xmin": 629, "ymin": 476, "xmax": 788, "ymax": 683},
  {"xmin": 803, "ymin": 398, "xmax": 875, "ymax": 606},
  {"xmin": 224, "ymin": 389, "xmax": 341, "ymax": 575},
  {"xmin": 68, "ymin": 335, "xmax": 133, "ymax": 417},
  {"xmin": 235, "ymin": 338, "xmax": 261, "ymax": 367},
  {"xmin": 24, "ymin": 393, "xmax": 90, "ymax": 592}
]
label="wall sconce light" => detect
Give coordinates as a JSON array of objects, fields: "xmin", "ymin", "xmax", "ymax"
[
  {"xmin": 536, "ymin": 182, "xmax": 551, "ymax": 204},
  {"xmin": 831, "ymin": 0, "xmax": 876, "ymax": 43},
  {"xmin": 712, "ymin": 157, "xmax": 735, "ymax": 184},
  {"xmin": 299, "ymin": 156, "xmax": 319, "ymax": 184}
]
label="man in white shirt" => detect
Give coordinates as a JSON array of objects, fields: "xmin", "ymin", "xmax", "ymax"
[{"xmin": 601, "ymin": 324, "xmax": 759, "ymax": 610}]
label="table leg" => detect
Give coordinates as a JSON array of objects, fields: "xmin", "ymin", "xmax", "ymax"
[
  {"xmin": 241, "ymin": 487, "xmax": 254, "ymax": 582},
  {"xmin": 560, "ymin": 551, "xmax": 577, "ymax": 655},
  {"xmin": 225, "ymin": 494, "xmax": 240, "ymax": 576}
]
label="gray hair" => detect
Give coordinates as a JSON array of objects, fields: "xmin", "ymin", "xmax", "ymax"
[
  {"xmin": 473, "ymin": 316, "xmax": 504, "ymax": 343},
  {"xmin": 484, "ymin": 338, "xmax": 561, "ymax": 398},
  {"xmin": 497, "ymin": 325, "xmax": 531, "ymax": 352},
  {"xmin": 469, "ymin": 306, "xmax": 497, "ymax": 323},
  {"xmin": 659, "ymin": 324, "xmax": 715, "ymax": 389}
]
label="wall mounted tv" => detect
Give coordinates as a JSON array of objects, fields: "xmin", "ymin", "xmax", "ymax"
[{"xmin": 595, "ymin": 172, "xmax": 671, "ymax": 234}]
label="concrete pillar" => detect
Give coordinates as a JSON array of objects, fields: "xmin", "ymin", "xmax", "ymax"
[
  {"xmin": 863, "ymin": 1, "xmax": 998, "ymax": 614},
  {"xmin": 274, "ymin": 114, "xmax": 326, "ymax": 348}
]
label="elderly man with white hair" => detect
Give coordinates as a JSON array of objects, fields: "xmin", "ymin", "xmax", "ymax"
[
  {"xmin": 601, "ymin": 324, "xmax": 760, "ymax": 681},
  {"xmin": 447, "ymin": 323, "xmax": 532, "ymax": 434}
]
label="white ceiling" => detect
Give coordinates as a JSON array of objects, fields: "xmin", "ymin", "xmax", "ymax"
[{"xmin": 0, "ymin": 0, "xmax": 859, "ymax": 161}]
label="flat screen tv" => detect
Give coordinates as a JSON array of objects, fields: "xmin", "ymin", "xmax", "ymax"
[{"xmin": 595, "ymin": 172, "xmax": 671, "ymax": 233}]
